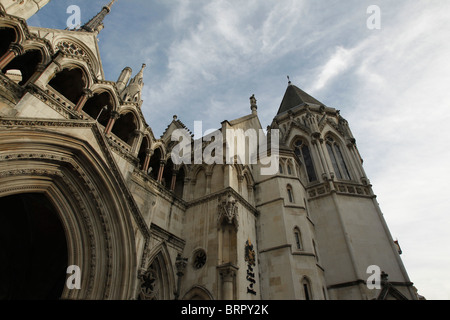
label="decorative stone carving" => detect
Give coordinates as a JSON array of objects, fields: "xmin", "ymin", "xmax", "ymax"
[
  {"xmin": 218, "ymin": 193, "xmax": 239, "ymax": 230},
  {"xmin": 139, "ymin": 266, "xmax": 159, "ymax": 300},
  {"xmin": 192, "ymin": 249, "xmax": 207, "ymax": 270}
]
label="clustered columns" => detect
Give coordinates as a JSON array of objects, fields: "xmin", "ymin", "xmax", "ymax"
[{"xmin": 0, "ymin": 43, "xmax": 24, "ymax": 70}]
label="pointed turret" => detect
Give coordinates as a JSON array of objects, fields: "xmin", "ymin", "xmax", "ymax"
[
  {"xmin": 277, "ymin": 78, "xmax": 325, "ymax": 115},
  {"xmin": 116, "ymin": 67, "xmax": 133, "ymax": 93},
  {"xmin": 81, "ymin": 0, "xmax": 117, "ymax": 33},
  {"xmin": 122, "ymin": 64, "xmax": 146, "ymax": 105}
]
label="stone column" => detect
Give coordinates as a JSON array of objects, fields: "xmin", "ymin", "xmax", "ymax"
[
  {"xmin": 142, "ymin": 149, "xmax": 153, "ymax": 173},
  {"xmin": 22, "ymin": 62, "xmax": 46, "ymax": 86},
  {"xmin": 104, "ymin": 111, "xmax": 120, "ymax": 134},
  {"xmin": 170, "ymin": 169, "xmax": 178, "ymax": 191},
  {"xmin": 219, "ymin": 265, "xmax": 238, "ymax": 300},
  {"xmin": 157, "ymin": 160, "xmax": 166, "ymax": 183},
  {"xmin": 74, "ymin": 88, "xmax": 94, "ymax": 113},
  {"xmin": 0, "ymin": 43, "xmax": 24, "ymax": 70}
]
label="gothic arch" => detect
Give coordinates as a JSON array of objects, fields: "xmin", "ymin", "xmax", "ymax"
[
  {"xmin": 0, "ymin": 129, "xmax": 138, "ymax": 300},
  {"xmin": 111, "ymin": 111, "xmax": 139, "ymax": 146},
  {"xmin": 182, "ymin": 286, "xmax": 214, "ymax": 301},
  {"xmin": 2, "ymin": 47, "xmax": 42, "ymax": 85},
  {"xmin": 21, "ymin": 39, "xmax": 53, "ymax": 64},
  {"xmin": 82, "ymin": 89, "xmax": 116, "ymax": 127},
  {"xmin": 54, "ymin": 37, "xmax": 101, "ymax": 78},
  {"xmin": 139, "ymin": 243, "xmax": 176, "ymax": 300},
  {"xmin": 118, "ymin": 105, "xmax": 144, "ymax": 132},
  {"xmin": 0, "ymin": 21, "xmax": 25, "ymax": 48},
  {"xmin": 47, "ymin": 63, "xmax": 91, "ymax": 105}
]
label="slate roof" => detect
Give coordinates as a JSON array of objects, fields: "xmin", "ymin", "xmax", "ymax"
[{"xmin": 277, "ymin": 84, "xmax": 326, "ymax": 115}]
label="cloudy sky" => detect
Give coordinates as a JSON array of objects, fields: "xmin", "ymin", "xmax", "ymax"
[{"xmin": 28, "ymin": 0, "xmax": 450, "ymax": 300}]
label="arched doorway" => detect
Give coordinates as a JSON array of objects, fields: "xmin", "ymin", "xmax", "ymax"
[{"xmin": 0, "ymin": 193, "xmax": 68, "ymax": 300}]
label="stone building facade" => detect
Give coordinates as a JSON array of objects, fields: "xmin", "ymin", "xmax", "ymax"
[{"xmin": 0, "ymin": 1, "xmax": 419, "ymax": 300}]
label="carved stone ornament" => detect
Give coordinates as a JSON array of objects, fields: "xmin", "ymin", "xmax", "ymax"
[
  {"xmin": 218, "ymin": 193, "xmax": 239, "ymax": 230},
  {"xmin": 139, "ymin": 266, "xmax": 159, "ymax": 300}
]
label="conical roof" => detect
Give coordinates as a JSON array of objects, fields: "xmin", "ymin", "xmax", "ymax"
[{"xmin": 277, "ymin": 84, "xmax": 325, "ymax": 115}]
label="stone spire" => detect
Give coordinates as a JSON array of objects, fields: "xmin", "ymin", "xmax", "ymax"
[{"xmin": 81, "ymin": 0, "xmax": 117, "ymax": 33}]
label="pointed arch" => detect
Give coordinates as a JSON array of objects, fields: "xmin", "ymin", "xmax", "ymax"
[
  {"xmin": 293, "ymin": 226, "xmax": 303, "ymax": 250},
  {"xmin": 83, "ymin": 90, "xmax": 116, "ymax": 127},
  {"xmin": 301, "ymin": 276, "xmax": 313, "ymax": 300},
  {"xmin": 139, "ymin": 243, "xmax": 176, "ymax": 300},
  {"xmin": 210, "ymin": 163, "xmax": 224, "ymax": 194},
  {"xmin": 111, "ymin": 111, "xmax": 139, "ymax": 146},
  {"xmin": 324, "ymin": 132, "xmax": 351, "ymax": 181},
  {"xmin": 194, "ymin": 167, "xmax": 207, "ymax": 199},
  {"xmin": 292, "ymin": 137, "xmax": 318, "ymax": 183},
  {"xmin": 48, "ymin": 65, "xmax": 89, "ymax": 105},
  {"xmin": 137, "ymin": 135, "xmax": 151, "ymax": 171},
  {"xmin": 182, "ymin": 286, "xmax": 214, "ymax": 300},
  {"xmin": 2, "ymin": 48, "xmax": 42, "ymax": 85},
  {"xmin": 148, "ymin": 146, "xmax": 163, "ymax": 180}
]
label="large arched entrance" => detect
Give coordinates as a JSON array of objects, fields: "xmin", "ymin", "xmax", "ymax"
[{"xmin": 0, "ymin": 193, "xmax": 68, "ymax": 300}]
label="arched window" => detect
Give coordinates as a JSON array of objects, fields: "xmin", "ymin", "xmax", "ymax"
[
  {"xmin": 294, "ymin": 227, "xmax": 303, "ymax": 250},
  {"xmin": 287, "ymin": 185, "xmax": 294, "ymax": 203},
  {"xmin": 83, "ymin": 91, "xmax": 114, "ymax": 127},
  {"xmin": 48, "ymin": 67, "xmax": 86, "ymax": 104},
  {"xmin": 279, "ymin": 164, "xmax": 283, "ymax": 174},
  {"xmin": 174, "ymin": 167, "xmax": 185, "ymax": 199},
  {"xmin": 0, "ymin": 27, "xmax": 17, "ymax": 57},
  {"xmin": 111, "ymin": 112, "xmax": 138, "ymax": 146},
  {"xmin": 294, "ymin": 139, "xmax": 317, "ymax": 182},
  {"xmin": 2, "ymin": 49, "xmax": 42, "ymax": 85},
  {"xmin": 287, "ymin": 164, "xmax": 292, "ymax": 175},
  {"xmin": 302, "ymin": 277, "xmax": 313, "ymax": 300},
  {"xmin": 137, "ymin": 136, "xmax": 151, "ymax": 171},
  {"xmin": 148, "ymin": 148, "xmax": 162, "ymax": 180},
  {"xmin": 325, "ymin": 136, "xmax": 351, "ymax": 180}
]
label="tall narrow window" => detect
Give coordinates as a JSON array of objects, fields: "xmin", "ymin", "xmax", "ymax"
[
  {"xmin": 287, "ymin": 185, "xmax": 294, "ymax": 203},
  {"xmin": 326, "ymin": 136, "xmax": 351, "ymax": 180},
  {"xmin": 294, "ymin": 140, "xmax": 317, "ymax": 182},
  {"xmin": 287, "ymin": 164, "xmax": 292, "ymax": 175},
  {"xmin": 302, "ymin": 278, "xmax": 312, "ymax": 300},
  {"xmin": 294, "ymin": 228, "xmax": 303, "ymax": 250},
  {"xmin": 313, "ymin": 240, "xmax": 319, "ymax": 263}
]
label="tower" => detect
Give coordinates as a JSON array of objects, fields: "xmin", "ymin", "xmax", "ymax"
[
  {"xmin": 255, "ymin": 80, "xmax": 416, "ymax": 300},
  {"xmin": 0, "ymin": 0, "xmax": 50, "ymax": 20}
]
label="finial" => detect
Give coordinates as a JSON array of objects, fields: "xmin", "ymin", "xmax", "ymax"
[
  {"xmin": 106, "ymin": 0, "xmax": 117, "ymax": 10},
  {"xmin": 250, "ymin": 94, "xmax": 257, "ymax": 115},
  {"xmin": 287, "ymin": 75, "xmax": 292, "ymax": 85}
]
